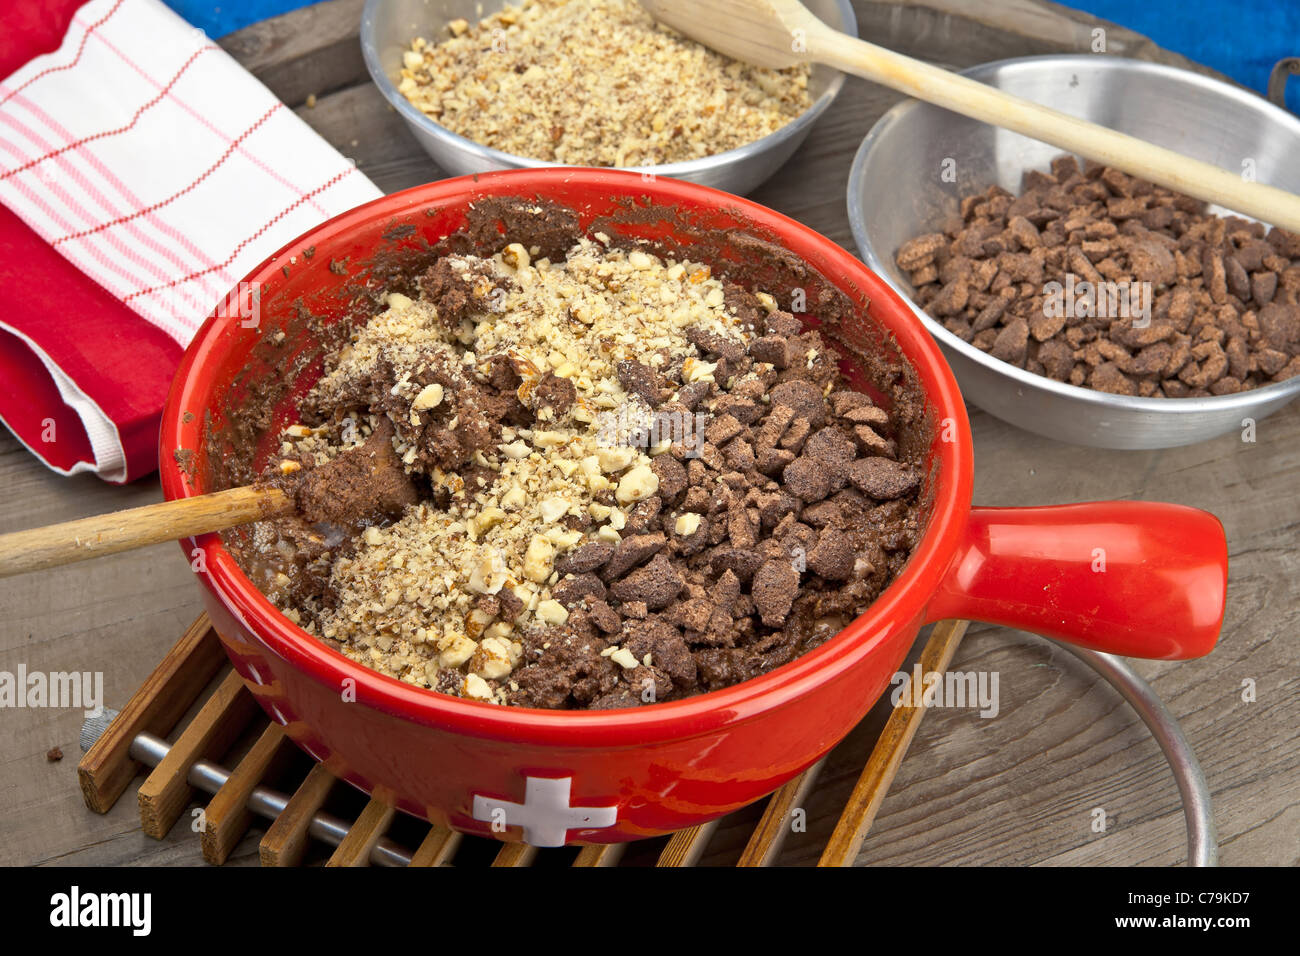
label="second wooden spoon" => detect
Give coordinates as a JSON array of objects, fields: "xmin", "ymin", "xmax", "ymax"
[{"xmin": 641, "ymin": 0, "xmax": 1300, "ymax": 231}]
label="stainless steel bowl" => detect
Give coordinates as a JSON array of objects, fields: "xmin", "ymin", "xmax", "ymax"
[
  {"xmin": 848, "ymin": 55, "xmax": 1300, "ymax": 449},
  {"xmin": 361, "ymin": 0, "xmax": 855, "ymax": 196}
]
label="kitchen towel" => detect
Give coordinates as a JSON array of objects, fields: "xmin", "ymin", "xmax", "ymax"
[{"xmin": 0, "ymin": 0, "xmax": 381, "ymax": 482}]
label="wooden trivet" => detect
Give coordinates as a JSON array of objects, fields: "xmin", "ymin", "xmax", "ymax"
[{"xmin": 77, "ymin": 613, "xmax": 968, "ymax": 867}]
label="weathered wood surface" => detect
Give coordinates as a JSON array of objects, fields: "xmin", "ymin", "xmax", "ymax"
[{"xmin": 1, "ymin": 0, "xmax": 1295, "ymax": 867}]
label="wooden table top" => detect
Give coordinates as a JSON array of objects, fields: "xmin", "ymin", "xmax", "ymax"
[{"xmin": 2, "ymin": 0, "xmax": 1295, "ymax": 867}]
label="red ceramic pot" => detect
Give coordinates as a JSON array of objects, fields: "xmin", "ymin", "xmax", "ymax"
[{"xmin": 159, "ymin": 169, "xmax": 1227, "ymax": 846}]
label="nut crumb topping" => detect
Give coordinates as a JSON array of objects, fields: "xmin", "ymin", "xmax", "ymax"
[
  {"xmin": 397, "ymin": 0, "xmax": 812, "ymax": 167},
  {"xmin": 276, "ymin": 239, "xmax": 751, "ymax": 704}
]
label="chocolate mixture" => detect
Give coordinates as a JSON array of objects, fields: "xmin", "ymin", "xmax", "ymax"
[{"xmin": 220, "ymin": 204, "xmax": 927, "ymax": 710}]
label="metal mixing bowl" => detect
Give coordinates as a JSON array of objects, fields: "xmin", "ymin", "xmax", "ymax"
[
  {"xmin": 848, "ymin": 55, "xmax": 1300, "ymax": 449},
  {"xmin": 360, "ymin": 0, "xmax": 855, "ymax": 196}
]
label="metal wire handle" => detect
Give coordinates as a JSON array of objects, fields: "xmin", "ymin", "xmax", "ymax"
[
  {"xmin": 1268, "ymin": 57, "xmax": 1300, "ymax": 113},
  {"xmin": 1057, "ymin": 643, "xmax": 1218, "ymax": 867}
]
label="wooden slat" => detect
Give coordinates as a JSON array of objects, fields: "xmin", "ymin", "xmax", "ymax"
[
  {"xmin": 737, "ymin": 757, "xmax": 827, "ymax": 867},
  {"xmin": 819, "ymin": 620, "xmax": 970, "ymax": 867},
  {"xmin": 217, "ymin": 0, "xmax": 367, "ymax": 107},
  {"xmin": 136, "ymin": 669, "xmax": 259, "ymax": 838},
  {"xmin": 573, "ymin": 843, "xmax": 627, "ymax": 867},
  {"xmin": 200, "ymin": 723, "xmax": 290, "ymax": 865},
  {"xmin": 656, "ymin": 819, "xmax": 718, "ymax": 867},
  {"xmin": 407, "ymin": 824, "xmax": 462, "ymax": 867},
  {"xmin": 259, "ymin": 763, "xmax": 337, "ymax": 867},
  {"xmin": 78, "ymin": 614, "xmax": 225, "ymax": 813},
  {"xmin": 326, "ymin": 797, "xmax": 395, "ymax": 866},
  {"xmin": 492, "ymin": 842, "xmax": 539, "ymax": 867}
]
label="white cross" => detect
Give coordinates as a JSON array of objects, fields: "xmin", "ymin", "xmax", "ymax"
[{"xmin": 472, "ymin": 776, "xmax": 619, "ymax": 847}]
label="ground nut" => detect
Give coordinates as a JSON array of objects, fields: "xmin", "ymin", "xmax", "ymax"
[
  {"xmin": 534, "ymin": 599, "xmax": 569, "ymax": 625},
  {"xmin": 438, "ymin": 633, "xmax": 477, "ymax": 668},
  {"xmin": 466, "ymin": 550, "xmax": 506, "ymax": 594},
  {"xmin": 610, "ymin": 647, "xmax": 640, "ymax": 669},
  {"xmin": 503, "ymin": 242, "xmax": 531, "ymax": 270},
  {"xmin": 463, "ymin": 674, "xmax": 493, "ymax": 700},
  {"xmin": 682, "ymin": 357, "xmax": 718, "ymax": 383},
  {"xmin": 397, "ymin": 1, "xmax": 811, "ymax": 167},
  {"xmin": 597, "ymin": 446, "xmax": 636, "ymax": 472},
  {"xmin": 412, "ymin": 382, "xmax": 444, "ymax": 409},
  {"xmin": 474, "ymin": 636, "xmax": 516, "ymax": 679},
  {"xmin": 615, "ymin": 464, "xmax": 659, "ymax": 504},
  {"xmin": 523, "ymin": 536, "xmax": 555, "ymax": 582},
  {"xmin": 674, "ymin": 513, "xmax": 701, "ymax": 535}
]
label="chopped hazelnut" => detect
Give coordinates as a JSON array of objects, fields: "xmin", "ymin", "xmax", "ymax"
[
  {"xmin": 615, "ymin": 464, "xmax": 659, "ymax": 504},
  {"xmin": 674, "ymin": 513, "xmax": 701, "ymax": 536},
  {"xmin": 412, "ymin": 382, "xmax": 444, "ymax": 410},
  {"xmin": 523, "ymin": 536, "xmax": 555, "ymax": 582},
  {"xmin": 535, "ymin": 599, "xmax": 569, "ymax": 625}
]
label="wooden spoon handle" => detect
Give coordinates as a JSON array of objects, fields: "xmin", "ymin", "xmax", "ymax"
[
  {"xmin": 807, "ymin": 28, "xmax": 1300, "ymax": 232},
  {"xmin": 0, "ymin": 485, "xmax": 292, "ymax": 579}
]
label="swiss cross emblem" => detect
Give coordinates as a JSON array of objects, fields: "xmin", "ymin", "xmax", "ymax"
[{"xmin": 471, "ymin": 776, "xmax": 619, "ymax": 847}]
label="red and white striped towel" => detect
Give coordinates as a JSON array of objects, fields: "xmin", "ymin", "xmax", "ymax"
[{"xmin": 0, "ymin": 0, "xmax": 381, "ymax": 481}]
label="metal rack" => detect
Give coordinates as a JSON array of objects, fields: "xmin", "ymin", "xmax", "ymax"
[{"xmin": 77, "ymin": 614, "xmax": 1215, "ymax": 866}]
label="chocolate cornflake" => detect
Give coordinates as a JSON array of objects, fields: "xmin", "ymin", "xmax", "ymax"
[{"xmin": 899, "ymin": 154, "xmax": 1300, "ymax": 397}]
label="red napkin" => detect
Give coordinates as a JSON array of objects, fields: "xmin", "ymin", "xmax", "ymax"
[
  {"xmin": 0, "ymin": 0, "xmax": 158, "ymax": 480},
  {"xmin": 0, "ymin": 0, "xmax": 380, "ymax": 482}
]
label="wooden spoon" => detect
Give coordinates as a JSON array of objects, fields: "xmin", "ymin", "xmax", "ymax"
[
  {"xmin": 0, "ymin": 485, "xmax": 293, "ymax": 578},
  {"xmin": 640, "ymin": 0, "xmax": 1300, "ymax": 232},
  {"xmin": 0, "ymin": 420, "xmax": 417, "ymax": 579}
]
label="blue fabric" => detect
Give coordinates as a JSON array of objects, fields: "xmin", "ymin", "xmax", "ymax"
[
  {"xmin": 1080, "ymin": 0, "xmax": 1300, "ymax": 112},
  {"xmin": 165, "ymin": 0, "xmax": 307, "ymax": 38},
  {"xmin": 166, "ymin": 0, "xmax": 1300, "ymax": 112}
]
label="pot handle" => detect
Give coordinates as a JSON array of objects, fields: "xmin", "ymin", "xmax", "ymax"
[{"xmin": 924, "ymin": 502, "xmax": 1227, "ymax": 660}]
